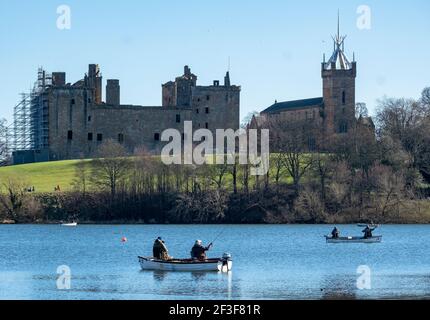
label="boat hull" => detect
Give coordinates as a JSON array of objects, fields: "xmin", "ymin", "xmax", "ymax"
[
  {"xmin": 325, "ymin": 236, "xmax": 382, "ymax": 243},
  {"xmin": 61, "ymin": 223, "xmax": 77, "ymax": 227},
  {"xmin": 138, "ymin": 256, "xmax": 232, "ymax": 272}
]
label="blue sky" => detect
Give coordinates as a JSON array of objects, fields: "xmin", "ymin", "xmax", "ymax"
[{"xmin": 0, "ymin": 0, "xmax": 429, "ymax": 122}]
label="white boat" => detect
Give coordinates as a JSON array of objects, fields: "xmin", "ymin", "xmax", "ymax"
[
  {"xmin": 325, "ymin": 235, "xmax": 382, "ymax": 243},
  {"xmin": 138, "ymin": 253, "xmax": 232, "ymax": 272},
  {"xmin": 61, "ymin": 222, "xmax": 78, "ymax": 227}
]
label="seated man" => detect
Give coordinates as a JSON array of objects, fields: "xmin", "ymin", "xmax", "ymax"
[
  {"xmin": 153, "ymin": 237, "xmax": 170, "ymax": 260},
  {"xmin": 331, "ymin": 227, "xmax": 340, "ymax": 239},
  {"xmin": 362, "ymin": 226, "xmax": 375, "ymax": 239},
  {"xmin": 190, "ymin": 240, "xmax": 212, "ymax": 261}
]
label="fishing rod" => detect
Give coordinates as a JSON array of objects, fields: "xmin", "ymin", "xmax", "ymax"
[{"xmin": 209, "ymin": 228, "xmax": 228, "ymax": 246}]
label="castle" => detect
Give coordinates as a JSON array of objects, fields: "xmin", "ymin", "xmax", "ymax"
[
  {"xmin": 12, "ymin": 65, "xmax": 240, "ymax": 164},
  {"xmin": 12, "ymin": 20, "xmax": 371, "ymax": 164}
]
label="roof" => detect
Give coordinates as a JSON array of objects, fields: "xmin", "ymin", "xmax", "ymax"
[
  {"xmin": 324, "ymin": 45, "xmax": 352, "ymax": 70},
  {"xmin": 262, "ymin": 97, "xmax": 323, "ymax": 114}
]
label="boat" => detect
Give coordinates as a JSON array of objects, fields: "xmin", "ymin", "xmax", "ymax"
[
  {"xmin": 61, "ymin": 222, "xmax": 78, "ymax": 227},
  {"xmin": 325, "ymin": 235, "xmax": 382, "ymax": 243},
  {"xmin": 138, "ymin": 253, "xmax": 232, "ymax": 272}
]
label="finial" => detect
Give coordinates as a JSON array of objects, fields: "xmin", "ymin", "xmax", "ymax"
[{"xmin": 337, "ymin": 9, "xmax": 340, "ymax": 40}]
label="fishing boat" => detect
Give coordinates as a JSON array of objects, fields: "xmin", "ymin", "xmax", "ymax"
[
  {"xmin": 61, "ymin": 222, "xmax": 78, "ymax": 227},
  {"xmin": 138, "ymin": 253, "xmax": 232, "ymax": 272},
  {"xmin": 325, "ymin": 235, "xmax": 382, "ymax": 243}
]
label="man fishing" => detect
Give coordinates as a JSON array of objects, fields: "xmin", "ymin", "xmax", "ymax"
[
  {"xmin": 362, "ymin": 225, "xmax": 376, "ymax": 239},
  {"xmin": 190, "ymin": 240, "xmax": 213, "ymax": 261},
  {"xmin": 153, "ymin": 237, "xmax": 170, "ymax": 260},
  {"xmin": 331, "ymin": 227, "xmax": 340, "ymax": 239}
]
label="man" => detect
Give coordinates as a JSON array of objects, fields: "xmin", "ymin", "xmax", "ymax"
[
  {"xmin": 362, "ymin": 226, "xmax": 375, "ymax": 239},
  {"xmin": 331, "ymin": 227, "xmax": 340, "ymax": 239},
  {"xmin": 153, "ymin": 237, "xmax": 170, "ymax": 260},
  {"xmin": 190, "ymin": 240, "xmax": 213, "ymax": 261}
]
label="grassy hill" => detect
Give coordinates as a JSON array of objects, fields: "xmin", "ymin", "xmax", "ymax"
[{"xmin": 0, "ymin": 160, "xmax": 90, "ymax": 193}]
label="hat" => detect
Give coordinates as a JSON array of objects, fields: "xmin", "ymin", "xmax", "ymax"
[
  {"xmin": 157, "ymin": 237, "xmax": 162, "ymax": 240},
  {"xmin": 195, "ymin": 240, "xmax": 202, "ymax": 245}
]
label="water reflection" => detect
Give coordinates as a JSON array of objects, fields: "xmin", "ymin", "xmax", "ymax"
[
  {"xmin": 152, "ymin": 270, "xmax": 168, "ymax": 282},
  {"xmin": 320, "ymin": 274, "xmax": 357, "ymax": 300}
]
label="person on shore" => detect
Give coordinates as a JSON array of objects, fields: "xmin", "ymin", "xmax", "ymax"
[
  {"xmin": 331, "ymin": 227, "xmax": 340, "ymax": 239},
  {"xmin": 153, "ymin": 237, "xmax": 170, "ymax": 260},
  {"xmin": 190, "ymin": 240, "xmax": 213, "ymax": 261},
  {"xmin": 362, "ymin": 225, "xmax": 375, "ymax": 239}
]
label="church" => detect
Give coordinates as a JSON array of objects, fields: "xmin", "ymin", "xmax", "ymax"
[{"xmin": 255, "ymin": 20, "xmax": 372, "ymax": 140}]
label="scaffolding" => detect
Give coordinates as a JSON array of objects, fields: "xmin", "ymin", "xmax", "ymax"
[{"xmin": 5, "ymin": 68, "xmax": 52, "ymax": 156}]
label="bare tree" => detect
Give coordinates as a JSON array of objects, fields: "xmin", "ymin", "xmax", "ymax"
[
  {"xmin": 71, "ymin": 159, "xmax": 90, "ymax": 195},
  {"xmin": 269, "ymin": 118, "xmax": 314, "ymax": 193},
  {"xmin": 91, "ymin": 139, "xmax": 131, "ymax": 200},
  {"xmin": 0, "ymin": 177, "xmax": 29, "ymax": 221}
]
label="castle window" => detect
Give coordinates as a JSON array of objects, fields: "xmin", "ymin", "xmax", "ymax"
[
  {"xmin": 97, "ymin": 133, "xmax": 103, "ymax": 142},
  {"xmin": 205, "ymin": 122, "xmax": 209, "ymax": 129},
  {"xmin": 118, "ymin": 133, "xmax": 124, "ymax": 143},
  {"xmin": 206, "ymin": 95, "xmax": 210, "ymax": 101},
  {"xmin": 339, "ymin": 122, "xmax": 348, "ymax": 134},
  {"xmin": 205, "ymin": 107, "xmax": 209, "ymax": 114},
  {"xmin": 196, "ymin": 109, "xmax": 199, "ymax": 114},
  {"xmin": 88, "ymin": 133, "xmax": 93, "ymax": 141},
  {"xmin": 67, "ymin": 130, "xmax": 73, "ymax": 140},
  {"xmin": 176, "ymin": 114, "xmax": 181, "ymax": 123},
  {"xmin": 154, "ymin": 133, "xmax": 160, "ymax": 141},
  {"xmin": 342, "ymin": 91, "xmax": 346, "ymax": 105},
  {"xmin": 88, "ymin": 116, "xmax": 92, "ymax": 122},
  {"xmin": 88, "ymin": 98, "xmax": 92, "ymax": 103},
  {"xmin": 71, "ymin": 99, "xmax": 75, "ymax": 105},
  {"xmin": 182, "ymin": 133, "xmax": 185, "ymax": 141}
]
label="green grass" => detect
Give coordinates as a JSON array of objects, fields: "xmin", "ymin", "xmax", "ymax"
[
  {"xmin": 0, "ymin": 154, "xmax": 299, "ymax": 193},
  {"xmin": 0, "ymin": 160, "xmax": 90, "ymax": 193}
]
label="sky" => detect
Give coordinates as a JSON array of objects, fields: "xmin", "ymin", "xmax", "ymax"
[{"xmin": 0, "ymin": 0, "xmax": 429, "ymax": 123}]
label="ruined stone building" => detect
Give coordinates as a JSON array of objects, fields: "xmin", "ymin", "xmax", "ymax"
[{"xmin": 12, "ymin": 65, "xmax": 240, "ymax": 164}]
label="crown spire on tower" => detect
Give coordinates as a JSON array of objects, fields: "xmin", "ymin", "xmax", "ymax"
[{"xmin": 323, "ymin": 11, "xmax": 352, "ymax": 71}]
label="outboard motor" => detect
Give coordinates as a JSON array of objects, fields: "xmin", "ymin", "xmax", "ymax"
[
  {"xmin": 221, "ymin": 253, "xmax": 232, "ymax": 272},
  {"xmin": 222, "ymin": 253, "xmax": 232, "ymax": 261}
]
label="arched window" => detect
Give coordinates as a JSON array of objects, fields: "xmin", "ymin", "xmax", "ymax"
[{"xmin": 342, "ymin": 91, "xmax": 346, "ymax": 105}]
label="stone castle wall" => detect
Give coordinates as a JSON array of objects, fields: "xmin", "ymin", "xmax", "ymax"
[{"xmin": 45, "ymin": 65, "xmax": 240, "ymax": 161}]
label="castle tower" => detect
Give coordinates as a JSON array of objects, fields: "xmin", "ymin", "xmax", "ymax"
[
  {"xmin": 322, "ymin": 14, "xmax": 356, "ymax": 135},
  {"xmin": 87, "ymin": 64, "xmax": 103, "ymax": 104}
]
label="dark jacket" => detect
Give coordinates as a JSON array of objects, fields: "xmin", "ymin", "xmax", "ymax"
[
  {"xmin": 153, "ymin": 239, "xmax": 169, "ymax": 260},
  {"xmin": 191, "ymin": 244, "xmax": 210, "ymax": 260}
]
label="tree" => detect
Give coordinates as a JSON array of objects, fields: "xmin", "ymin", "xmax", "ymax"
[
  {"xmin": 269, "ymin": 118, "xmax": 315, "ymax": 193},
  {"xmin": 90, "ymin": 140, "xmax": 131, "ymax": 200},
  {"xmin": 355, "ymin": 102, "xmax": 369, "ymax": 119},
  {"xmin": 71, "ymin": 159, "xmax": 90, "ymax": 195},
  {"xmin": 0, "ymin": 177, "xmax": 29, "ymax": 221},
  {"xmin": 0, "ymin": 118, "xmax": 8, "ymax": 163}
]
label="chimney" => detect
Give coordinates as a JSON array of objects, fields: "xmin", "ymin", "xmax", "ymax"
[
  {"xmin": 224, "ymin": 71, "xmax": 231, "ymax": 87},
  {"xmin": 52, "ymin": 72, "xmax": 66, "ymax": 86},
  {"xmin": 88, "ymin": 64, "xmax": 102, "ymax": 104},
  {"xmin": 106, "ymin": 79, "xmax": 120, "ymax": 106}
]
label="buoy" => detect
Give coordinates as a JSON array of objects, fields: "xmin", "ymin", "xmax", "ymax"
[{"xmin": 121, "ymin": 237, "xmax": 127, "ymax": 243}]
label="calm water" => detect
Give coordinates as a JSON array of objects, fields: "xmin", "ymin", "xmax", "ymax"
[{"xmin": 0, "ymin": 224, "xmax": 429, "ymax": 300}]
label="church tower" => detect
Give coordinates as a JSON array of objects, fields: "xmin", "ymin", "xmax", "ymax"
[{"xmin": 322, "ymin": 14, "xmax": 356, "ymax": 135}]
